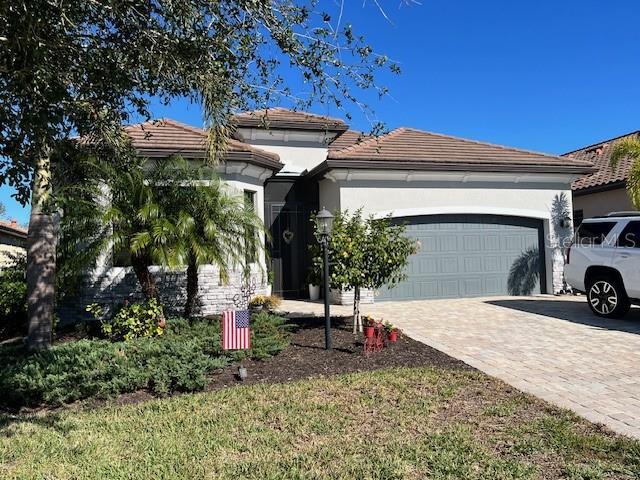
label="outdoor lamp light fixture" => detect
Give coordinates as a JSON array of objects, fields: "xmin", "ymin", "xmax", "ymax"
[
  {"xmin": 316, "ymin": 207, "xmax": 334, "ymax": 350},
  {"xmin": 316, "ymin": 207, "xmax": 334, "ymax": 240}
]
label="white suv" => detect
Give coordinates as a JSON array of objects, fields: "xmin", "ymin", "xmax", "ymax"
[{"xmin": 564, "ymin": 212, "xmax": 640, "ymax": 318}]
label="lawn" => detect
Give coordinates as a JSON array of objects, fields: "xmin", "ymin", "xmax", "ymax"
[{"xmin": 2, "ymin": 367, "xmax": 639, "ymax": 479}]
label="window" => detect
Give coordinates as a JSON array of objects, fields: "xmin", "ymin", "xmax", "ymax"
[
  {"xmin": 617, "ymin": 221, "xmax": 640, "ymax": 248},
  {"xmin": 244, "ymin": 190, "xmax": 257, "ymax": 263},
  {"xmin": 575, "ymin": 221, "xmax": 616, "ymax": 246},
  {"xmin": 573, "ymin": 210, "xmax": 584, "ymax": 228}
]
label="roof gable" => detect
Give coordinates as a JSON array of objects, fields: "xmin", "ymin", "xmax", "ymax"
[{"xmin": 563, "ymin": 131, "xmax": 640, "ymax": 191}]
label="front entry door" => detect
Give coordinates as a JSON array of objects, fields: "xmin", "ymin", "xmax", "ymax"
[
  {"xmin": 267, "ymin": 202, "xmax": 304, "ymax": 298},
  {"xmin": 264, "ymin": 178, "xmax": 318, "ymax": 299}
]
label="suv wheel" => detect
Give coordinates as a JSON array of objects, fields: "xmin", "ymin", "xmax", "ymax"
[{"xmin": 586, "ymin": 276, "xmax": 630, "ymax": 318}]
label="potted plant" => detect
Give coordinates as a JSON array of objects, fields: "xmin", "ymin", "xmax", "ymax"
[
  {"xmin": 249, "ymin": 295, "xmax": 282, "ymax": 313},
  {"xmin": 384, "ymin": 321, "xmax": 398, "ymax": 343},
  {"xmin": 306, "ymin": 264, "xmax": 322, "ymax": 301},
  {"xmin": 363, "ymin": 315, "xmax": 376, "ymax": 338},
  {"xmin": 249, "ymin": 295, "xmax": 266, "ymax": 313}
]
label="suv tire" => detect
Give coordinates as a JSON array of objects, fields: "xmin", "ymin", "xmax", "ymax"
[{"xmin": 586, "ymin": 275, "xmax": 630, "ymax": 319}]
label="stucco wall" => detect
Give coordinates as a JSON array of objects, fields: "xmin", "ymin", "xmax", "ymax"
[
  {"xmin": 323, "ymin": 172, "xmax": 577, "ymax": 296},
  {"xmin": 236, "ymin": 128, "xmax": 334, "ymax": 175},
  {"xmin": 573, "ymin": 187, "xmax": 635, "ymax": 219},
  {"xmin": 319, "ymin": 178, "xmax": 341, "ymax": 213},
  {"xmin": 248, "ymin": 143, "xmax": 328, "ymax": 174}
]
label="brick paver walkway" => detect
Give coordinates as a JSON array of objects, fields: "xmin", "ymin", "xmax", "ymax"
[{"xmin": 280, "ymin": 295, "xmax": 640, "ymax": 438}]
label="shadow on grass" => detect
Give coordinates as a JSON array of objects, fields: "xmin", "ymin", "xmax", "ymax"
[
  {"xmin": 486, "ymin": 298, "xmax": 640, "ymax": 335},
  {"xmin": 0, "ymin": 411, "xmax": 72, "ymax": 439}
]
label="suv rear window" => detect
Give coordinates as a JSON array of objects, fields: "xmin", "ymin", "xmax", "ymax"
[{"xmin": 575, "ymin": 222, "xmax": 616, "ymax": 246}]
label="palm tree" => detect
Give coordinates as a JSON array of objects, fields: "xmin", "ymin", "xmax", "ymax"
[
  {"xmin": 157, "ymin": 159, "xmax": 266, "ymax": 317},
  {"xmin": 59, "ymin": 155, "xmax": 266, "ymax": 318},
  {"xmin": 105, "ymin": 162, "xmax": 184, "ymax": 301},
  {"xmin": 610, "ymin": 138, "xmax": 640, "ymax": 209},
  {"xmin": 58, "ymin": 156, "xmax": 184, "ymax": 305}
]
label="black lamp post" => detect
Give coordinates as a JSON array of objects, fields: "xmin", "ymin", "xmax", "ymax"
[{"xmin": 316, "ymin": 207, "xmax": 334, "ymax": 350}]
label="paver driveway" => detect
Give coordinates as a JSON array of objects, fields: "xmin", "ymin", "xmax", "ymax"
[{"xmin": 280, "ymin": 295, "xmax": 640, "ymax": 438}]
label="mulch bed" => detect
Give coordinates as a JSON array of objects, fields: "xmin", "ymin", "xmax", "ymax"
[{"xmin": 204, "ymin": 315, "xmax": 471, "ymax": 392}]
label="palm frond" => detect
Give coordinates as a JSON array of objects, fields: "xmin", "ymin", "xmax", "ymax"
[{"xmin": 610, "ymin": 138, "xmax": 640, "ymax": 169}]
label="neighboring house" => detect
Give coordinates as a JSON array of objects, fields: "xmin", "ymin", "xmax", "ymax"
[
  {"xmin": 0, "ymin": 219, "xmax": 27, "ymax": 266},
  {"xmin": 69, "ymin": 110, "xmax": 594, "ymax": 318},
  {"xmin": 563, "ymin": 131, "xmax": 639, "ymax": 225}
]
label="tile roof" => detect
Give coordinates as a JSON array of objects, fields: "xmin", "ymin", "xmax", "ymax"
[
  {"xmin": 328, "ymin": 130, "xmax": 372, "ymax": 152},
  {"xmin": 0, "ymin": 220, "xmax": 27, "ymax": 237},
  {"xmin": 124, "ymin": 119, "xmax": 282, "ymax": 171},
  {"xmin": 315, "ymin": 128, "xmax": 594, "ymax": 175},
  {"xmin": 233, "ymin": 108, "xmax": 348, "ymax": 132},
  {"xmin": 563, "ymin": 131, "xmax": 640, "ymax": 192}
]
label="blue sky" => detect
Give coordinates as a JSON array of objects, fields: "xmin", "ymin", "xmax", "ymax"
[{"xmin": 4, "ymin": 0, "xmax": 640, "ymax": 224}]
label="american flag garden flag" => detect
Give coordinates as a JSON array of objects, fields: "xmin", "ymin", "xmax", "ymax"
[{"xmin": 221, "ymin": 309, "xmax": 251, "ymax": 350}]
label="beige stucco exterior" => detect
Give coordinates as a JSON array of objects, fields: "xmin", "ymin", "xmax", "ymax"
[
  {"xmin": 319, "ymin": 170, "xmax": 579, "ymax": 294},
  {"xmin": 572, "ymin": 187, "xmax": 636, "ymax": 219}
]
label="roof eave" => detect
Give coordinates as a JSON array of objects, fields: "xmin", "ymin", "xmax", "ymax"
[
  {"xmin": 234, "ymin": 121, "xmax": 348, "ymax": 133},
  {"xmin": 0, "ymin": 225, "xmax": 27, "ymax": 240},
  {"xmin": 135, "ymin": 149, "xmax": 283, "ymax": 172},
  {"xmin": 572, "ymin": 180, "xmax": 627, "ymax": 196},
  {"xmin": 308, "ymin": 159, "xmax": 596, "ymax": 179}
]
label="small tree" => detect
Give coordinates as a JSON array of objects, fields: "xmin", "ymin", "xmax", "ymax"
[
  {"xmin": 58, "ymin": 156, "xmax": 186, "ymax": 316},
  {"xmin": 313, "ymin": 210, "xmax": 415, "ymax": 333}
]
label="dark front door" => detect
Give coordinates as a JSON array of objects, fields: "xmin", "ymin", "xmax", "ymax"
[{"xmin": 264, "ymin": 178, "xmax": 318, "ymax": 298}]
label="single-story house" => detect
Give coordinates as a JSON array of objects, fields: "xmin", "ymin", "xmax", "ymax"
[
  {"xmin": 0, "ymin": 219, "xmax": 27, "ymax": 266},
  {"xmin": 563, "ymin": 131, "xmax": 639, "ymax": 225},
  {"xmin": 69, "ymin": 109, "xmax": 594, "ymax": 317}
]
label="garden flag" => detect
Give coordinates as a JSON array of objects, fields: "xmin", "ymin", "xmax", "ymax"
[{"xmin": 221, "ymin": 309, "xmax": 251, "ymax": 350}]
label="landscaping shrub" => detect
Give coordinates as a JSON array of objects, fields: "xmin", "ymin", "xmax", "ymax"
[
  {"xmin": 0, "ymin": 255, "xmax": 27, "ymax": 340},
  {"xmin": 87, "ymin": 298, "xmax": 165, "ymax": 341},
  {"xmin": 248, "ymin": 311, "xmax": 290, "ymax": 359},
  {"xmin": 0, "ymin": 313, "xmax": 290, "ymax": 408}
]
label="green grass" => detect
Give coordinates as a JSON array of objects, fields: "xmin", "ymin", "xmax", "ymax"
[{"xmin": 1, "ymin": 368, "xmax": 638, "ymax": 479}]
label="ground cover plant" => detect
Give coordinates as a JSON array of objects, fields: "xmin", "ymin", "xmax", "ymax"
[
  {"xmin": 0, "ymin": 312, "xmax": 289, "ymax": 409},
  {"xmin": 1, "ymin": 367, "xmax": 639, "ymax": 479}
]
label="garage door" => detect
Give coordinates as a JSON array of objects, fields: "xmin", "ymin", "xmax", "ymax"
[{"xmin": 378, "ymin": 214, "xmax": 546, "ymax": 300}]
